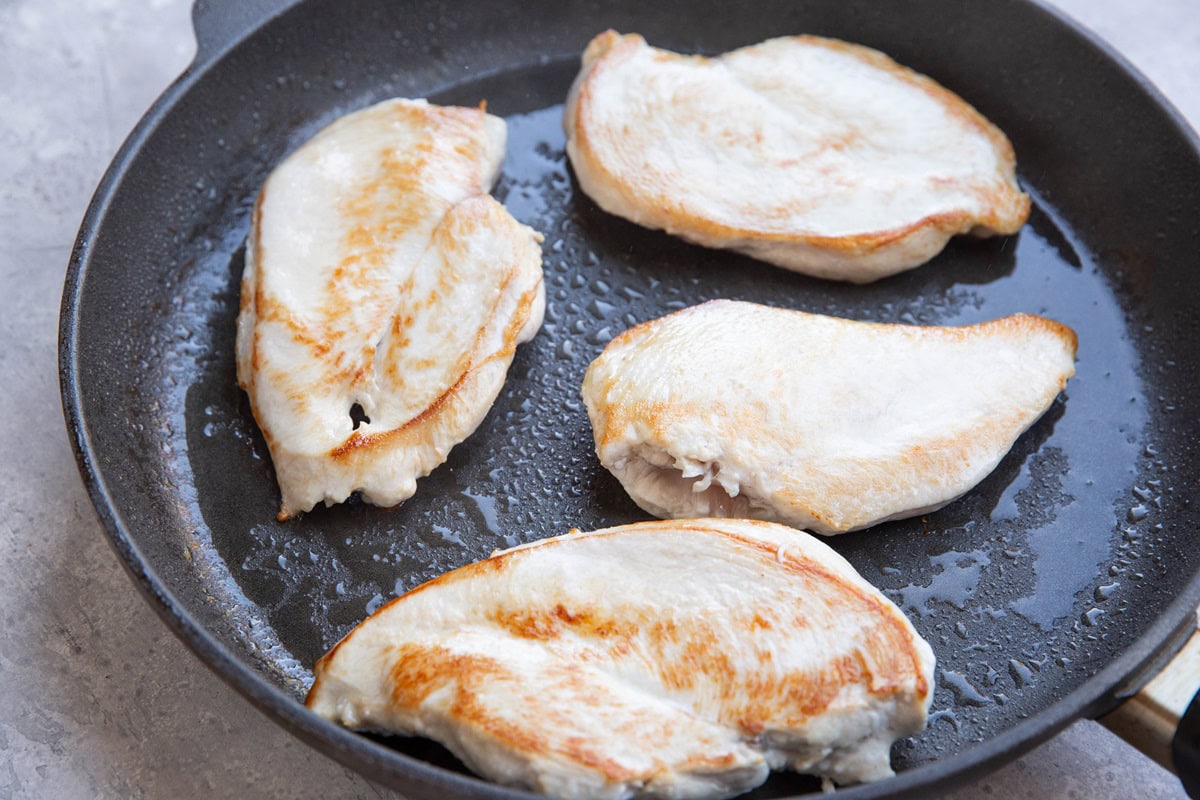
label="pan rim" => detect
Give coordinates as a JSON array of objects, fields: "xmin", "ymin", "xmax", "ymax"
[{"xmin": 58, "ymin": 0, "xmax": 1200, "ymax": 797}]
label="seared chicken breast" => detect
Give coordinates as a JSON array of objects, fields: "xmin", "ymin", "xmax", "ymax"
[
  {"xmin": 564, "ymin": 32, "xmax": 1029, "ymax": 282},
  {"xmin": 583, "ymin": 300, "xmax": 1077, "ymax": 535},
  {"xmin": 307, "ymin": 518, "xmax": 935, "ymax": 798},
  {"xmin": 236, "ymin": 99, "xmax": 545, "ymax": 519}
]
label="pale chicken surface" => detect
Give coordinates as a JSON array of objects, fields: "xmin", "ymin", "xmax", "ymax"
[
  {"xmin": 236, "ymin": 99, "xmax": 545, "ymax": 519},
  {"xmin": 307, "ymin": 518, "xmax": 935, "ymax": 798},
  {"xmin": 582, "ymin": 300, "xmax": 1077, "ymax": 535},
  {"xmin": 564, "ymin": 32, "xmax": 1030, "ymax": 282}
]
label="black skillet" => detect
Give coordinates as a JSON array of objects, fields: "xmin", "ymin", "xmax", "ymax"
[{"xmin": 60, "ymin": 0, "xmax": 1200, "ymax": 797}]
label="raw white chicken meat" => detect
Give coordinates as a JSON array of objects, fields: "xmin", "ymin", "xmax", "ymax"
[
  {"xmin": 307, "ymin": 518, "xmax": 935, "ymax": 798},
  {"xmin": 564, "ymin": 31, "xmax": 1029, "ymax": 282},
  {"xmin": 236, "ymin": 99, "xmax": 544, "ymax": 519}
]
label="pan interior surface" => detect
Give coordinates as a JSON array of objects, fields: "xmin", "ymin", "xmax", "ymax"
[{"xmin": 65, "ymin": 0, "xmax": 1200, "ymax": 797}]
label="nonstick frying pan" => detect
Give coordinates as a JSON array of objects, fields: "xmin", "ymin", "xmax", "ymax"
[{"xmin": 60, "ymin": 0, "xmax": 1200, "ymax": 797}]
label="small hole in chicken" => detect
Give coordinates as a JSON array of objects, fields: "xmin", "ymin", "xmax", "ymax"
[{"xmin": 349, "ymin": 403, "xmax": 370, "ymax": 430}]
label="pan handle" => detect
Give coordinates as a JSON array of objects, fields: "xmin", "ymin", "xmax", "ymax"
[
  {"xmin": 1100, "ymin": 612, "xmax": 1200, "ymax": 796},
  {"xmin": 190, "ymin": 0, "xmax": 296, "ymax": 67}
]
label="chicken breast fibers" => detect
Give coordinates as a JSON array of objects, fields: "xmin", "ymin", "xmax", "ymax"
[
  {"xmin": 236, "ymin": 99, "xmax": 545, "ymax": 519},
  {"xmin": 307, "ymin": 518, "xmax": 935, "ymax": 798},
  {"xmin": 582, "ymin": 300, "xmax": 1077, "ymax": 535},
  {"xmin": 564, "ymin": 31, "xmax": 1030, "ymax": 282}
]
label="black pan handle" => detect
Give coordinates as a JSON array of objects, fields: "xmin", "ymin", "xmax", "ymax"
[
  {"xmin": 1177, "ymin": 689, "xmax": 1200, "ymax": 798},
  {"xmin": 190, "ymin": 0, "xmax": 297, "ymax": 67}
]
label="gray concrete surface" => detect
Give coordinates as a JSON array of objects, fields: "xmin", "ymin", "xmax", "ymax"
[{"xmin": 0, "ymin": 0, "xmax": 1195, "ymax": 797}]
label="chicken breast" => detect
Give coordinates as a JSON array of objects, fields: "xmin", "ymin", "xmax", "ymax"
[
  {"xmin": 236, "ymin": 99, "xmax": 545, "ymax": 520},
  {"xmin": 564, "ymin": 31, "xmax": 1029, "ymax": 282},
  {"xmin": 583, "ymin": 300, "xmax": 1077, "ymax": 535},
  {"xmin": 307, "ymin": 518, "xmax": 935, "ymax": 798}
]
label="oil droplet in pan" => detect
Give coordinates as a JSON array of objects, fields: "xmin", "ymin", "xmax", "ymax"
[
  {"xmin": 1008, "ymin": 659, "xmax": 1035, "ymax": 688},
  {"xmin": 365, "ymin": 593, "xmax": 385, "ymax": 614},
  {"xmin": 940, "ymin": 670, "xmax": 991, "ymax": 707},
  {"xmin": 889, "ymin": 550, "xmax": 990, "ymax": 617}
]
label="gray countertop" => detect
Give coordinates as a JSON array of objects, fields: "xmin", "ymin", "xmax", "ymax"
[{"xmin": 2, "ymin": 0, "xmax": 1196, "ymax": 797}]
